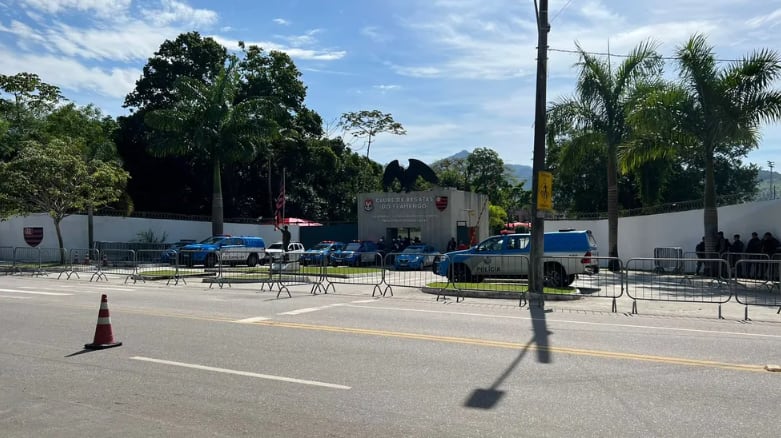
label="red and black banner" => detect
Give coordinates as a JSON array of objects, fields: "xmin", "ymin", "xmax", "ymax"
[{"xmin": 23, "ymin": 227, "xmax": 43, "ymax": 247}]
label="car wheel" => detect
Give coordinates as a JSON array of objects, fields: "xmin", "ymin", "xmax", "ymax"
[
  {"xmin": 544, "ymin": 263, "xmax": 566, "ymax": 287},
  {"xmin": 450, "ymin": 264, "xmax": 471, "ymax": 282},
  {"xmin": 205, "ymin": 253, "xmax": 217, "ymax": 268},
  {"xmin": 246, "ymin": 253, "xmax": 259, "ymax": 267},
  {"xmin": 564, "ymin": 274, "xmax": 576, "ymax": 286}
]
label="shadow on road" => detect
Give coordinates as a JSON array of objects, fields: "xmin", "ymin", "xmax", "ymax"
[{"xmin": 464, "ymin": 300, "xmax": 553, "ymax": 409}]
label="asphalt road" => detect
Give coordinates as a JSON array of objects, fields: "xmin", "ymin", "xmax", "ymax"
[{"xmin": 1, "ymin": 274, "xmax": 779, "ymax": 437}]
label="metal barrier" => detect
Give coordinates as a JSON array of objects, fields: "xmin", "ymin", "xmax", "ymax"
[
  {"xmin": 59, "ymin": 248, "xmax": 100, "ymax": 279},
  {"xmin": 625, "ymin": 257, "xmax": 732, "ymax": 318},
  {"xmin": 11, "ymin": 247, "xmax": 52, "ymax": 276},
  {"xmin": 0, "ymin": 246, "xmax": 13, "ymax": 274},
  {"xmin": 383, "ymin": 251, "xmax": 441, "ymax": 296},
  {"xmin": 325, "ymin": 251, "xmax": 388, "ymax": 297},
  {"xmin": 733, "ymin": 258, "xmax": 781, "ymax": 320}
]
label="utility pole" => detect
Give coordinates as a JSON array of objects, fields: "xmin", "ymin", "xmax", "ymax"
[
  {"xmin": 529, "ymin": 0, "xmax": 549, "ymax": 295},
  {"xmin": 769, "ymin": 161, "xmax": 775, "ymax": 199}
]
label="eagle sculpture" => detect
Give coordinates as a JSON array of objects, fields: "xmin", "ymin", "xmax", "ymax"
[{"xmin": 382, "ymin": 159, "xmax": 439, "ymax": 192}]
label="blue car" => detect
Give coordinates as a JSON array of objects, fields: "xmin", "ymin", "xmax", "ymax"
[
  {"xmin": 300, "ymin": 241, "xmax": 345, "ymax": 266},
  {"xmin": 393, "ymin": 244, "xmax": 439, "ymax": 270},
  {"xmin": 330, "ymin": 240, "xmax": 380, "ymax": 267},
  {"xmin": 178, "ymin": 235, "xmax": 266, "ymax": 268}
]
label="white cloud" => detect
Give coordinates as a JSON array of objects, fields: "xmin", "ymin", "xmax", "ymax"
[
  {"xmin": 374, "ymin": 84, "xmax": 401, "ymax": 91},
  {"xmin": 273, "ymin": 18, "xmax": 290, "ymax": 26},
  {"xmin": 140, "ymin": 0, "xmax": 217, "ymax": 27},
  {"xmin": 20, "ymin": 0, "xmax": 132, "ymax": 18},
  {"xmin": 214, "ymin": 36, "xmax": 346, "ymax": 61},
  {"xmin": 361, "ymin": 26, "xmax": 392, "ymax": 43}
]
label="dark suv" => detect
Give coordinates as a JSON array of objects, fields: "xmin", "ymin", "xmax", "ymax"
[{"xmin": 330, "ymin": 240, "xmax": 380, "ymax": 266}]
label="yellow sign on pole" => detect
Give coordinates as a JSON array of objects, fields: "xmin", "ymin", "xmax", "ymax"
[{"xmin": 537, "ymin": 171, "xmax": 553, "ymax": 211}]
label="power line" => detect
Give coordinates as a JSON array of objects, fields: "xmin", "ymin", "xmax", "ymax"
[
  {"xmin": 550, "ymin": 0, "xmax": 575, "ymax": 24},
  {"xmin": 548, "ymin": 47, "xmax": 771, "ymax": 64}
]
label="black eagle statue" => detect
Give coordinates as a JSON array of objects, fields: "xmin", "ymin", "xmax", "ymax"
[{"xmin": 382, "ymin": 159, "xmax": 439, "ymax": 192}]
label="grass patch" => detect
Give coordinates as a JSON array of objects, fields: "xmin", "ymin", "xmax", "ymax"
[{"xmin": 426, "ymin": 282, "xmax": 575, "ymax": 294}]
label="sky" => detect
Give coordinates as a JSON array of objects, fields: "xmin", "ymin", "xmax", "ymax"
[{"xmin": 2, "ymin": 0, "xmax": 781, "ymax": 170}]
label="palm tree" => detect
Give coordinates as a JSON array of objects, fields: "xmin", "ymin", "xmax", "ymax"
[
  {"xmin": 547, "ymin": 41, "xmax": 663, "ymax": 269},
  {"xmin": 145, "ymin": 56, "xmax": 279, "ymax": 235},
  {"xmin": 621, "ymin": 34, "xmax": 781, "ymax": 253}
]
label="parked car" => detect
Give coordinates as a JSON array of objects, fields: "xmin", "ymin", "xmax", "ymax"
[
  {"xmin": 159, "ymin": 239, "xmax": 196, "ymax": 264},
  {"xmin": 330, "ymin": 240, "xmax": 380, "ymax": 267},
  {"xmin": 393, "ymin": 244, "xmax": 440, "ymax": 270},
  {"xmin": 432, "ymin": 230, "xmax": 598, "ymax": 286},
  {"xmin": 263, "ymin": 241, "xmax": 305, "ymax": 264},
  {"xmin": 178, "ymin": 235, "xmax": 266, "ymax": 268},
  {"xmin": 300, "ymin": 241, "xmax": 345, "ymax": 266}
]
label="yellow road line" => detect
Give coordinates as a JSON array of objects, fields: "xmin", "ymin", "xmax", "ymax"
[{"xmin": 251, "ymin": 320, "xmax": 768, "ymax": 373}]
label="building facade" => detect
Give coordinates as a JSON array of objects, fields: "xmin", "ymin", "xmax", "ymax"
[{"xmin": 356, "ymin": 188, "xmax": 490, "ymax": 252}]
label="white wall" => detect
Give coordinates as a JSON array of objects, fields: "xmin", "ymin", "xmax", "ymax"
[
  {"xmin": 0, "ymin": 213, "xmax": 299, "ymax": 249},
  {"xmin": 549, "ymin": 199, "xmax": 781, "ymax": 259},
  {"xmin": 2, "ymin": 199, "xmax": 779, "ymax": 258}
]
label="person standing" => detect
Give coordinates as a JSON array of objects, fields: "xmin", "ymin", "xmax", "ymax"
[
  {"xmin": 761, "ymin": 232, "xmax": 780, "ymax": 280},
  {"xmin": 695, "ymin": 237, "xmax": 705, "ymax": 276},
  {"xmin": 729, "ymin": 234, "xmax": 744, "ymax": 277},
  {"xmin": 446, "ymin": 237, "xmax": 457, "ymax": 252},
  {"xmin": 281, "ymin": 225, "xmax": 291, "ymax": 252},
  {"xmin": 745, "ymin": 232, "xmax": 763, "ymax": 278}
]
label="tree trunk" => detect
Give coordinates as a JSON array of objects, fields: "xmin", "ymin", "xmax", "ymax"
[
  {"xmin": 88, "ymin": 204, "xmax": 94, "ymax": 250},
  {"xmin": 703, "ymin": 150, "xmax": 718, "ymax": 253},
  {"xmin": 212, "ymin": 158, "xmax": 224, "ymax": 236},
  {"xmin": 606, "ymin": 152, "xmax": 620, "ymax": 271},
  {"xmin": 54, "ymin": 216, "xmax": 65, "ymax": 265}
]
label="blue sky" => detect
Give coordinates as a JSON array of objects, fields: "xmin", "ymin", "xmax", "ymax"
[{"xmin": 2, "ymin": 0, "xmax": 781, "ymax": 170}]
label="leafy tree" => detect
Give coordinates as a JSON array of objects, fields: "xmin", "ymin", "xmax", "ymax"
[
  {"xmin": 431, "ymin": 157, "xmax": 468, "ymax": 190},
  {"xmin": 145, "ymin": 56, "xmax": 280, "ymax": 235},
  {"xmin": 0, "ymin": 139, "xmax": 128, "ymax": 262},
  {"xmin": 466, "ymin": 147, "xmax": 511, "ymax": 203},
  {"xmin": 547, "ymin": 41, "xmax": 663, "ymax": 267},
  {"xmin": 488, "ymin": 203, "xmax": 508, "ymax": 234},
  {"xmin": 621, "ymin": 34, "xmax": 781, "ymax": 252},
  {"xmin": 339, "ymin": 110, "xmax": 406, "ymax": 159},
  {"xmin": 0, "ymin": 72, "xmax": 64, "ymax": 158}
]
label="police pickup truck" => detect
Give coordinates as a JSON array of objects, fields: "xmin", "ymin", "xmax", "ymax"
[{"xmin": 432, "ymin": 230, "xmax": 598, "ymax": 287}]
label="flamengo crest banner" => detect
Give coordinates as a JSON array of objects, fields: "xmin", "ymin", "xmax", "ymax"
[
  {"xmin": 23, "ymin": 227, "xmax": 43, "ymax": 247},
  {"xmin": 435, "ymin": 196, "xmax": 448, "ymax": 211}
]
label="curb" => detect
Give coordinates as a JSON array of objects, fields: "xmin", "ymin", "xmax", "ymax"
[{"xmin": 421, "ymin": 287, "xmax": 583, "ymax": 301}]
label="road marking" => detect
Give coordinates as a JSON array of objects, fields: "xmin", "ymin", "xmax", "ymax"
[
  {"xmin": 130, "ymin": 356, "xmax": 351, "ymax": 389},
  {"xmin": 277, "ymin": 303, "xmax": 346, "ymax": 315},
  {"xmin": 350, "ymin": 299, "xmax": 377, "ymax": 303},
  {"xmin": 249, "ymin": 320, "xmax": 768, "ymax": 373},
  {"xmin": 0, "ymin": 294, "xmax": 32, "ymax": 299},
  {"xmin": 0, "ymin": 288, "xmax": 73, "ymax": 296},
  {"xmin": 235, "ymin": 316, "xmax": 270, "ymax": 323},
  {"xmin": 344, "ymin": 304, "xmax": 781, "ymax": 339}
]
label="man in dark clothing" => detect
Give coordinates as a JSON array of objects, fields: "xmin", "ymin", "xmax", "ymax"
[
  {"xmin": 446, "ymin": 237, "xmax": 457, "ymax": 252},
  {"xmin": 745, "ymin": 232, "xmax": 763, "ymax": 278},
  {"xmin": 695, "ymin": 237, "xmax": 705, "ymax": 275},
  {"xmin": 281, "ymin": 225, "xmax": 291, "ymax": 252},
  {"xmin": 729, "ymin": 234, "xmax": 744, "ymax": 276}
]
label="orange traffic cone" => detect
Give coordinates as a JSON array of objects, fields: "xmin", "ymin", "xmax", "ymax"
[{"xmin": 85, "ymin": 294, "xmax": 122, "ymax": 350}]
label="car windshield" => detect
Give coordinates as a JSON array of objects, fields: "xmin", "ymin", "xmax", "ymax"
[
  {"xmin": 199, "ymin": 236, "xmax": 227, "ymax": 245},
  {"xmin": 345, "ymin": 242, "xmax": 361, "ymax": 251},
  {"xmin": 268, "ymin": 243, "xmax": 283, "ymax": 250},
  {"xmin": 311, "ymin": 243, "xmax": 329, "ymax": 250},
  {"xmin": 402, "ymin": 246, "xmax": 426, "ymax": 254}
]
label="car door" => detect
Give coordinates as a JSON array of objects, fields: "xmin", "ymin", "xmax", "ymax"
[{"xmin": 502, "ymin": 235, "xmax": 530, "ymax": 275}]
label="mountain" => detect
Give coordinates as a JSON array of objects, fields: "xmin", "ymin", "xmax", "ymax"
[{"xmin": 434, "ymin": 150, "xmax": 532, "ymax": 184}]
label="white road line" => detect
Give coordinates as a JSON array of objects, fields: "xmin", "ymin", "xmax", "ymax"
[
  {"xmin": 0, "ymin": 294, "xmax": 32, "ymax": 299},
  {"xmin": 235, "ymin": 316, "xmax": 270, "ymax": 323},
  {"xmin": 277, "ymin": 307, "xmax": 326, "ymax": 315},
  {"xmin": 343, "ymin": 304, "xmax": 781, "ymax": 339},
  {"xmin": 130, "ymin": 356, "xmax": 350, "ymax": 390},
  {"xmin": 0, "ymin": 288, "xmax": 73, "ymax": 296},
  {"xmin": 350, "ymin": 299, "xmax": 377, "ymax": 304}
]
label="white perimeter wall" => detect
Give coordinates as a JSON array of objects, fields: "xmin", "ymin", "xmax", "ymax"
[
  {"xmin": 2, "ymin": 199, "xmax": 779, "ymax": 259},
  {"xmin": 0, "ymin": 214, "xmax": 298, "ymax": 250},
  {"xmin": 549, "ymin": 199, "xmax": 781, "ymax": 259}
]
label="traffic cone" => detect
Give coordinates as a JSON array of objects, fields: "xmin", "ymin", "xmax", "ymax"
[{"xmin": 84, "ymin": 294, "xmax": 122, "ymax": 350}]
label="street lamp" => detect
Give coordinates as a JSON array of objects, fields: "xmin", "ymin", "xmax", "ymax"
[{"xmin": 769, "ymin": 161, "xmax": 775, "ymax": 200}]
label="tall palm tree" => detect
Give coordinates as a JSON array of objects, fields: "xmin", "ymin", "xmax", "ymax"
[
  {"xmin": 547, "ymin": 41, "xmax": 663, "ymax": 268},
  {"xmin": 621, "ymin": 34, "xmax": 781, "ymax": 253},
  {"xmin": 145, "ymin": 56, "xmax": 279, "ymax": 235}
]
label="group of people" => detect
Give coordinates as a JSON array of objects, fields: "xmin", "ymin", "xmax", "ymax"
[
  {"xmin": 377, "ymin": 236, "xmax": 422, "ymax": 253},
  {"xmin": 695, "ymin": 230, "xmax": 780, "ymax": 278}
]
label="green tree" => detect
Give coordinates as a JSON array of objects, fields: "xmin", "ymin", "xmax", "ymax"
[
  {"xmin": 488, "ymin": 203, "xmax": 508, "ymax": 234},
  {"xmin": 547, "ymin": 41, "xmax": 663, "ymax": 267},
  {"xmin": 339, "ymin": 110, "xmax": 406, "ymax": 159},
  {"xmin": 0, "ymin": 72, "xmax": 64, "ymax": 158},
  {"xmin": 0, "ymin": 139, "xmax": 128, "ymax": 262},
  {"xmin": 621, "ymin": 34, "xmax": 781, "ymax": 252},
  {"xmin": 466, "ymin": 147, "xmax": 511, "ymax": 204},
  {"xmin": 431, "ymin": 157, "xmax": 468, "ymax": 190},
  {"xmin": 145, "ymin": 56, "xmax": 280, "ymax": 235}
]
